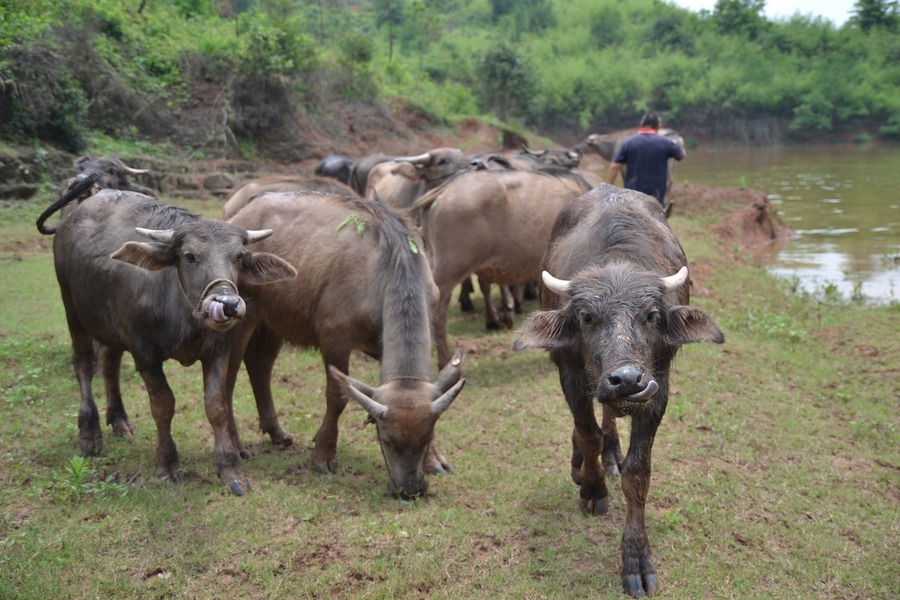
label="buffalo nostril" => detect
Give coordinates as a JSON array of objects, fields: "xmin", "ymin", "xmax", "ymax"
[
  {"xmin": 221, "ymin": 296, "xmax": 241, "ymax": 316},
  {"xmin": 608, "ymin": 366, "xmax": 642, "ymax": 388}
]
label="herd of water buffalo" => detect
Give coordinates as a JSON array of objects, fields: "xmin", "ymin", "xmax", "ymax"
[{"xmin": 35, "ymin": 129, "xmax": 721, "ymax": 596}]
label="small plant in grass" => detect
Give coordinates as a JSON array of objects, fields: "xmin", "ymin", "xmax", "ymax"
[{"xmin": 47, "ymin": 456, "xmax": 128, "ymax": 502}]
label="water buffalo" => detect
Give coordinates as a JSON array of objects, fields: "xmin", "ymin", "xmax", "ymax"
[
  {"xmin": 513, "ymin": 184, "xmax": 724, "ymax": 597},
  {"xmin": 45, "ymin": 179, "xmax": 297, "ymax": 495},
  {"xmin": 314, "ymin": 154, "xmax": 355, "ymax": 185},
  {"xmin": 38, "ymin": 156, "xmax": 154, "ymax": 234},
  {"xmin": 221, "ymin": 175, "xmax": 357, "ymax": 220},
  {"xmin": 348, "ymin": 147, "xmax": 473, "ymax": 199},
  {"xmin": 227, "ymin": 191, "xmax": 466, "ymax": 499},
  {"xmin": 457, "ymin": 146, "xmax": 585, "ymax": 316},
  {"xmin": 409, "ymin": 167, "xmax": 592, "ymax": 367},
  {"xmin": 364, "ymin": 150, "xmax": 483, "ymax": 210}
]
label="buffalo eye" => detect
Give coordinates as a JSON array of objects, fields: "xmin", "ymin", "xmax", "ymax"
[
  {"xmin": 647, "ymin": 309, "xmax": 661, "ymax": 325},
  {"xmin": 183, "ymin": 252, "xmax": 197, "ymax": 264},
  {"xmin": 579, "ymin": 311, "xmax": 593, "ymax": 324}
]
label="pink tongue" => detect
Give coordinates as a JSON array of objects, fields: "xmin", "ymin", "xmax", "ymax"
[{"xmin": 209, "ymin": 301, "xmax": 227, "ymax": 322}]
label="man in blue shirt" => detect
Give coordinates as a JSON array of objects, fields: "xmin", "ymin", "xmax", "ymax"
[{"xmin": 607, "ymin": 112, "xmax": 685, "ymax": 206}]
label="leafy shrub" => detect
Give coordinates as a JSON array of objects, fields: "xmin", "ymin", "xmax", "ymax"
[
  {"xmin": 878, "ymin": 114, "xmax": 900, "ymax": 140},
  {"xmin": 0, "ymin": 45, "xmax": 88, "ymax": 153}
]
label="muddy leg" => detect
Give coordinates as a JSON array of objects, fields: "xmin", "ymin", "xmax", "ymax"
[
  {"xmin": 433, "ymin": 286, "xmax": 455, "ymax": 369},
  {"xmin": 312, "ymin": 352, "xmax": 351, "ymax": 474},
  {"xmin": 64, "ymin": 304, "xmax": 102, "ymax": 456},
  {"xmin": 601, "ymin": 404, "xmax": 624, "ymax": 476},
  {"xmin": 619, "ymin": 413, "xmax": 662, "ymax": 597},
  {"xmin": 202, "ymin": 354, "xmax": 250, "ymax": 496},
  {"xmin": 458, "ymin": 276, "xmax": 476, "ymax": 312},
  {"xmin": 137, "ymin": 363, "xmax": 182, "ymax": 484},
  {"xmin": 243, "ymin": 326, "xmax": 293, "ymax": 449},
  {"xmin": 478, "ymin": 276, "xmax": 502, "ymax": 330},
  {"xmin": 559, "ymin": 364, "xmax": 608, "ymax": 515},
  {"xmin": 100, "ymin": 346, "xmax": 136, "ymax": 437},
  {"xmin": 497, "ymin": 284, "xmax": 516, "ymax": 329}
]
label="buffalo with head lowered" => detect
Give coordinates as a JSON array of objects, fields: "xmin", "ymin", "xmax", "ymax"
[
  {"xmin": 514, "ymin": 184, "xmax": 724, "ymax": 597},
  {"xmin": 227, "ymin": 191, "xmax": 466, "ymax": 499},
  {"xmin": 43, "ymin": 178, "xmax": 296, "ymax": 495}
]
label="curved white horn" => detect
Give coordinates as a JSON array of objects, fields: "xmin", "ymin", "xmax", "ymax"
[
  {"xmin": 661, "ymin": 266, "xmax": 689, "ymax": 290},
  {"xmin": 393, "ymin": 152, "xmax": 431, "ymax": 164},
  {"xmin": 123, "ymin": 165, "xmax": 150, "ymax": 175},
  {"xmin": 246, "ymin": 229, "xmax": 273, "ymax": 244},
  {"xmin": 541, "ymin": 270, "xmax": 571, "ymax": 297},
  {"xmin": 135, "ymin": 227, "xmax": 174, "ymax": 242},
  {"xmin": 431, "ymin": 378, "xmax": 466, "ymax": 416},
  {"xmin": 348, "ymin": 385, "xmax": 388, "ymax": 420}
]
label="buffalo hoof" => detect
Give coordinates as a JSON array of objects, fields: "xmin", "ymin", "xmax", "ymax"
[
  {"xmin": 227, "ymin": 478, "xmax": 251, "ymax": 496},
  {"xmin": 269, "ymin": 430, "xmax": 294, "ymax": 448},
  {"xmin": 604, "ymin": 461, "xmax": 621, "ymax": 477},
  {"xmin": 623, "ymin": 572, "xmax": 659, "ymax": 597},
  {"xmin": 580, "ymin": 495, "xmax": 609, "ymax": 516},
  {"xmin": 162, "ymin": 471, "xmax": 184, "ymax": 485},
  {"xmin": 79, "ymin": 435, "xmax": 103, "ymax": 456},
  {"xmin": 459, "ymin": 298, "xmax": 475, "ymax": 313},
  {"xmin": 426, "ymin": 445, "xmax": 456, "ymax": 475},
  {"xmin": 110, "ymin": 417, "xmax": 136, "ymax": 437},
  {"xmin": 313, "ymin": 457, "xmax": 338, "ymax": 474},
  {"xmin": 238, "ymin": 446, "xmax": 253, "ymax": 460}
]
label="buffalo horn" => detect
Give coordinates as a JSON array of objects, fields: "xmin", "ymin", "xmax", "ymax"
[
  {"xmin": 541, "ymin": 270, "xmax": 571, "ymax": 296},
  {"xmin": 393, "ymin": 152, "xmax": 431, "ymax": 164},
  {"xmin": 246, "ymin": 229, "xmax": 273, "ymax": 244},
  {"xmin": 122, "ymin": 164, "xmax": 150, "ymax": 175},
  {"xmin": 135, "ymin": 227, "xmax": 174, "ymax": 242},
  {"xmin": 431, "ymin": 378, "xmax": 466, "ymax": 416},
  {"xmin": 661, "ymin": 266, "xmax": 689, "ymax": 290},
  {"xmin": 347, "ymin": 385, "xmax": 388, "ymax": 420},
  {"xmin": 433, "ymin": 350, "xmax": 465, "ymax": 392}
]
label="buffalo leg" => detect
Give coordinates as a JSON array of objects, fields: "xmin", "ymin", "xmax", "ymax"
[
  {"xmin": 496, "ymin": 285, "xmax": 515, "ymax": 329},
  {"xmin": 458, "ymin": 276, "xmax": 476, "ymax": 312},
  {"xmin": 202, "ymin": 354, "xmax": 250, "ymax": 496},
  {"xmin": 312, "ymin": 350, "xmax": 351, "ymax": 474},
  {"xmin": 137, "ymin": 363, "xmax": 182, "ymax": 484},
  {"xmin": 433, "ymin": 285, "xmax": 455, "ymax": 368},
  {"xmin": 601, "ymin": 405, "xmax": 624, "ymax": 476},
  {"xmin": 99, "ymin": 346, "xmax": 136, "ymax": 437},
  {"xmin": 619, "ymin": 412, "xmax": 663, "ymax": 597},
  {"xmin": 243, "ymin": 326, "xmax": 293, "ymax": 449},
  {"xmin": 478, "ymin": 276, "xmax": 502, "ymax": 330},
  {"xmin": 64, "ymin": 302, "xmax": 103, "ymax": 456},
  {"xmin": 558, "ymin": 361, "xmax": 609, "ymax": 515}
]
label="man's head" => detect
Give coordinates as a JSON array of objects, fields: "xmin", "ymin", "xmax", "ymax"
[{"xmin": 639, "ymin": 112, "xmax": 661, "ymax": 130}]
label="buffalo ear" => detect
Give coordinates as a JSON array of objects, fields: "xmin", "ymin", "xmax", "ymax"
[
  {"xmin": 111, "ymin": 241, "xmax": 174, "ymax": 271},
  {"xmin": 667, "ymin": 306, "xmax": 725, "ymax": 345},
  {"xmin": 241, "ymin": 252, "xmax": 297, "ymax": 285},
  {"xmin": 512, "ymin": 310, "xmax": 577, "ymax": 351}
]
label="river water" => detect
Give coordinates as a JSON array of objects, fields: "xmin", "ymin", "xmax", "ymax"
[{"xmin": 674, "ymin": 143, "xmax": 900, "ymax": 304}]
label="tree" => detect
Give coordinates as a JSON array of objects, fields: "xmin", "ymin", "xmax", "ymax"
[
  {"xmin": 375, "ymin": 0, "xmax": 405, "ymax": 61},
  {"xmin": 712, "ymin": 0, "xmax": 766, "ymax": 39},
  {"xmin": 475, "ymin": 43, "xmax": 536, "ymax": 122},
  {"xmin": 850, "ymin": 0, "xmax": 899, "ymax": 32},
  {"xmin": 404, "ymin": 0, "xmax": 441, "ymax": 71}
]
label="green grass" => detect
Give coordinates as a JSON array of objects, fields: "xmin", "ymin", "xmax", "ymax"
[{"xmin": 0, "ymin": 193, "xmax": 897, "ymax": 599}]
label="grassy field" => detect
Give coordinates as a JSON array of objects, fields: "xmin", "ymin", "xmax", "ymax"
[{"xmin": 0, "ymin": 189, "xmax": 897, "ymax": 599}]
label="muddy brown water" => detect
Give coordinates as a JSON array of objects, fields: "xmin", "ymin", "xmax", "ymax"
[{"xmin": 675, "ymin": 143, "xmax": 900, "ymax": 304}]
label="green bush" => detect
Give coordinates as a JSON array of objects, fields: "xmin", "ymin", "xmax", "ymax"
[{"xmin": 0, "ymin": 46, "xmax": 88, "ymax": 153}]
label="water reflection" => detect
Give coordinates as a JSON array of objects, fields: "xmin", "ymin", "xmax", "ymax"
[{"xmin": 676, "ymin": 144, "xmax": 900, "ymax": 304}]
